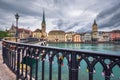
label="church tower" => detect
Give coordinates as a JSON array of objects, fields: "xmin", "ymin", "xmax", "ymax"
[
  {"xmin": 92, "ymin": 19, "xmax": 98, "ymax": 42},
  {"xmin": 41, "ymin": 10, "xmax": 46, "ymax": 33},
  {"xmin": 41, "ymin": 10, "xmax": 47, "ymax": 39}
]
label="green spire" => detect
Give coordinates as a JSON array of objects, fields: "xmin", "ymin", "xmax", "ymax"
[{"xmin": 42, "ymin": 10, "xmax": 46, "ymax": 24}]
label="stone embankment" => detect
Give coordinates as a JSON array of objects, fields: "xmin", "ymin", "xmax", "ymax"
[{"xmin": 0, "ymin": 42, "xmax": 16, "ymax": 80}]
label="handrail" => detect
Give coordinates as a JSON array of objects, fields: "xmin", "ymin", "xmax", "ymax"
[{"xmin": 3, "ymin": 40, "xmax": 120, "ymax": 57}]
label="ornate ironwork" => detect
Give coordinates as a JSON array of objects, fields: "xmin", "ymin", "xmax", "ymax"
[{"xmin": 2, "ymin": 40, "xmax": 120, "ymax": 80}]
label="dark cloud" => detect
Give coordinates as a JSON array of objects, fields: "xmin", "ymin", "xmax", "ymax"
[
  {"xmin": 0, "ymin": 0, "xmax": 43, "ymax": 17},
  {"xmin": 76, "ymin": 22, "xmax": 92, "ymax": 33},
  {"xmin": 53, "ymin": 19, "xmax": 80, "ymax": 31},
  {"xmin": 97, "ymin": 2, "xmax": 120, "ymax": 29},
  {"xmin": 0, "ymin": 0, "xmax": 120, "ymax": 32}
]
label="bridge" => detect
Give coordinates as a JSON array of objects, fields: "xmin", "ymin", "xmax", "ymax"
[{"xmin": 1, "ymin": 40, "xmax": 120, "ymax": 80}]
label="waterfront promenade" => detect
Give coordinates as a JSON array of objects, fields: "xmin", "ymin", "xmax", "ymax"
[{"xmin": 0, "ymin": 42, "xmax": 16, "ymax": 80}]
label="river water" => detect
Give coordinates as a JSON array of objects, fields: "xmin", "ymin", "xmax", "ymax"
[
  {"xmin": 31, "ymin": 43, "xmax": 120, "ymax": 80},
  {"xmin": 48, "ymin": 43, "xmax": 120, "ymax": 55}
]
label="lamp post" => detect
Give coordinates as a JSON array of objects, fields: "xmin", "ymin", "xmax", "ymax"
[{"xmin": 15, "ymin": 13, "xmax": 19, "ymax": 42}]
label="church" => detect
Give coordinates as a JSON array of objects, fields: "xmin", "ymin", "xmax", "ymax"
[
  {"xmin": 32, "ymin": 10, "xmax": 47, "ymax": 40},
  {"xmin": 92, "ymin": 19, "xmax": 98, "ymax": 42}
]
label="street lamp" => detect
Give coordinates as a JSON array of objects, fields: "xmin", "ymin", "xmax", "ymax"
[{"xmin": 15, "ymin": 13, "xmax": 19, "ymax": 42}]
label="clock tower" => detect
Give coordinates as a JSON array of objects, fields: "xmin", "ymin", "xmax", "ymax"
[
  {"xmin": 41, "ymin": 10, "xmax": 47, "ymax": 39},
  {"xmin": 92, "ymin": 19, "xmax": 98, "ymax": 42}
]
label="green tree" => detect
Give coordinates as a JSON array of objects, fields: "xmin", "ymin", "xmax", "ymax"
[{"xmin": 0, "ymin": 31, "xmax": 9, "ymax": 38}]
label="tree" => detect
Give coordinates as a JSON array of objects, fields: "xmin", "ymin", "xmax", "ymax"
[{"xmin": 0, "ymin": 31, "xmax": 9, "ymax": 38}]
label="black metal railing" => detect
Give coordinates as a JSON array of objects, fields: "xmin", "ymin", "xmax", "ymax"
[{"xmin": 2, "ymin": 40, "xmax": 120, "ymax": 80}]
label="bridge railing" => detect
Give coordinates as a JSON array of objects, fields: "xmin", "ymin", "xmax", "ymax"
[{"xmin": 2, "ymin": 40, "xmax": 120, "ymax": 80}]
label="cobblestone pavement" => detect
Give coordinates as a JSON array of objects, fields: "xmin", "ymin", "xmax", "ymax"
[{"xmin": 0, "ymin": 42, "xmax": 16, "ymax": 80}]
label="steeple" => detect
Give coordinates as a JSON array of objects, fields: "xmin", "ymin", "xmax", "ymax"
[
  {"xmin": 93, "ymin": 19, "xmax": 97, "ymax": 25},
  {"xmin": 41, "ymin": 10, "xmax": 46, "ymax": 33}
]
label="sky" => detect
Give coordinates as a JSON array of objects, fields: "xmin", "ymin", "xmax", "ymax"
[{"xmin": 0, "ymin": 0, "xmax": 120, "ymax": 33}]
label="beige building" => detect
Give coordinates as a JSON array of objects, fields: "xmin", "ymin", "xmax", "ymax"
[
  {"xmin": 65, "ymin": 32, "xmax": 75, "ymax": 42},
  {"xmin": 72, "ymin": 34, "xmax": 81, "ymax": 42},
  {"xmin": 32, "ymin": 29, "xmax": 42, "ymax": 39},
  {"xmin": 7, "ymin": 24, "xmax": 32, "ymax": 39},
  {"xmin": 19, "ymin": 28, "xmax": 32, "ymax": 39},
  {"xmin": 7, "ymin": 24, "xmax": 16, "ymax": 37},
  {"xmin": 48, "ymin": 30, "xmax": 65, "ymax": 42}
]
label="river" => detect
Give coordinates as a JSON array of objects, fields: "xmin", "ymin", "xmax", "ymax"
[{"xmin": 48, "ymin": 43, "xmax": 120, "ymax": 55}]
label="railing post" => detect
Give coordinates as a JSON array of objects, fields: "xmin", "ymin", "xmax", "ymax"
[
  {"xmin": 105, "ymin": 69, "xmax": 111, "ymax": 80},
  {"xmin": 2, "ymin": 43, "xmax": 6, "ymax": 63},
  {"xmin": 89, "ymin": 68, "xmax": 93, "ymax": 80},
  {"xmin": 35, "ymin": 58, "xmax": 38, "ymax": 80},
  {"xmin": 42, "ymin": 60, "xmax": 45, "ymax": 80},
  {"xmin": 58, "ymin": 60, "xmax": 61, "ymax": 80},
  {"xmin": 16, "ymin": 48, "xmax": 20, "ymax": 80},
  {"xmin": 49, "ymin": 55, "xmax": 53, "ymax": 80},
  {"xmin": 70, "ymin": 53, "xmax": 78, "ymax": 80},
  {"xmin": 29, "ymin": 48, "xmax": 33, "ymax": 80},
  {"xmin": 30, "ymin": 63, "xmax": 33, "ymax": 80},
  {"xmin": 21, "ymin": 49, "xmax": 24, "ymax": 77},
  {"xmin": 12, "ymin": 51, "xmax": 14, "ymax": 70},
  {"xmin": 35, "ymin": 50, "xmax": 39, "ymax": 80},
  {"xmin": 9, "ymin": 51, "xmax": 11, "ymax": 67},
  {"xmin": 14, "ymin": 50, "xmax": 17, "ymax": 72},
  {"xmin": 25, "ymin": 53, "xmax": 28, "ymax": 79}
]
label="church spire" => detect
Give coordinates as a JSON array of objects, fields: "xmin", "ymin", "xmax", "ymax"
[{"xmin": 41, "ymin": 10, "xmax": 46, "ymax": 33}]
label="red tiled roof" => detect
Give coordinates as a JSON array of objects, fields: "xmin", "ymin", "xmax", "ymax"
[{"xmin": 10, "ymin": 24, "xmax": 32, "ymax": 33}]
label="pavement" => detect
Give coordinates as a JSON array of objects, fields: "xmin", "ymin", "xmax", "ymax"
[{"xmin": 0, "ymin": 41, "xmax": 16, "ymax": 80}]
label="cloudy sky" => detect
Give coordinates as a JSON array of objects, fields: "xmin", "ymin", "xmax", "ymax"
[{"xmin": 0, "ymin": 0, "xmax": 120, "ymax": 33}]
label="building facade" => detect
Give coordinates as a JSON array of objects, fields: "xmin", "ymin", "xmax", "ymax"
[
  {"xmin": 72, "ymin": 34, "xmax": 81, "ymax": 42},
  {"xmin": 19, "ymin": 28, "xmax": 32, "ymax": 39},
  {"xmin": 48, "ymin": 30, "xmax": 65, "ymax": 42},
  {"xmin": 7, "ymin": 24, "xmax": 16, "ymax": 37},
  {"xmin": 80, "ymin": 33, "xmax": 85, "ymax": 43},
  {"xmin": 65, "ymin": 32, "xmax": 75, "ymax": 42},
  {"xmin": 98, "ymin": 32, "xmax": 110, "ymax": 42},
  {"xmin": 32, "ymin": 29, "xmax": 42, "ymax": 39},
  {"xmin": 84, "ymin": 32, "xmax": 92, "ymax": 42},
  {"xmin": 110, "ymin": 30, "xmax": 120, "ymax": 42},
  {"xmin": 8, "ymin": 24, "xmax": 32, "ymax": 39}
]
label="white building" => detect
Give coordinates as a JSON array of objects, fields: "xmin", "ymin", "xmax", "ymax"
[{"xmin": 84, "ymin": 32, "xmax": 92, "ymax": 42}]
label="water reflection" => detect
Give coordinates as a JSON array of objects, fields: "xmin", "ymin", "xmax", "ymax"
[{"xmin": 48, "ymin": 43, "xmax": 120, "ymax": 54}]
